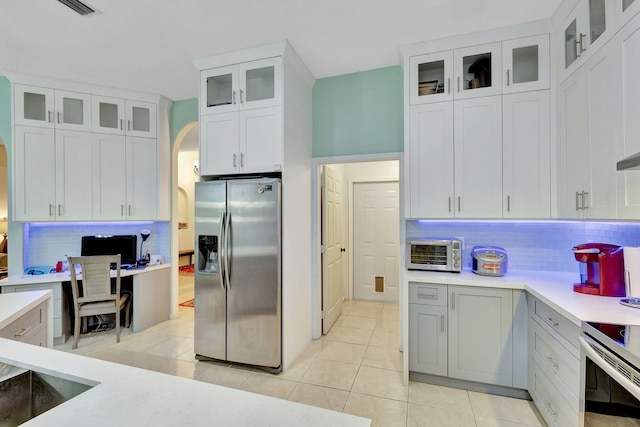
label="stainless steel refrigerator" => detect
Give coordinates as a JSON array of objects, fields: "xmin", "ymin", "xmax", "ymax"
[{"xmin": 194, "ymin": 177, "xmax": 282, "ymax": 372}]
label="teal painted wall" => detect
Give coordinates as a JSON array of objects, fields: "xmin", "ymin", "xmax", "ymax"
[
  {"xmin": 170, "ymin": 98, "xmax": 198, "ymax": 147},
  {"xmin": 0, "ymin": 77, "xmax": 10, "ymax": 153},
  {"xmin": 312, "ymin": 66, "xmax": 403, "ymax": 158}
]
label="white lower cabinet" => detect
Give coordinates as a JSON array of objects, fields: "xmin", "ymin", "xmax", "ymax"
[
  {"xmin": 409, "ymin": 283, "xmax": 515, "ymax": 388},
  {"xmin": 0, "ymin": 301, "xmax": 48, "ymax": 347},
  {"xmin": 528, "ymin": 296, "xmax": 580, "ymax": 427}
]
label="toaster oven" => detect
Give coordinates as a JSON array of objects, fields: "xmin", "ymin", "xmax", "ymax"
[{"xmin": 406, "ymin": 239, "xmax": 462, "ymax": 272}]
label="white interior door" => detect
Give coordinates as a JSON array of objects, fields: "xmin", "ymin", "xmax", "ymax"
[
  {"xmin": 353, "ymin": 181, "xmax": 399, "ymax": 303},
  {"xmin": 322, "ymin": 165, "xmax": 346, "ymax": 334}
]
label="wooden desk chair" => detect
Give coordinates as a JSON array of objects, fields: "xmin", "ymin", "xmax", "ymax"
[{"xmin": 68, "ymin": 254, "xmax": 130, "ymax": 349}]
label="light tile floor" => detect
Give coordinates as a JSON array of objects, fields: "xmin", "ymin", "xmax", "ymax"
[{"xmin": 55, "ymin": 275, "xmax": 545, "ymax": 427}]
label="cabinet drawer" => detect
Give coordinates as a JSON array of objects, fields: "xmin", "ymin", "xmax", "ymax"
[
  {"xmin": 4, "ymin": 282, "xmax": 62, "ymax": 299},
  {"xmin": 529, "ymin": 317, "xmax": 580, "ymax": 409},
  {"xmin": 409, "ymin": 282, "xmax": 448, "ymax": 306},
  {"xmin": 25, "ymin": 327, "xmax": 46, "ymax": 347},
  {"xmin": 531, "ymin": 297, "xmax": 580, "ymax": 353},
  {"xmin": 0, "ymin": 302, "xmax": 45, "ymax": 342},
  {"xmin": 529, "ymin": 358, "xmax": 579, "ymax": 427}
]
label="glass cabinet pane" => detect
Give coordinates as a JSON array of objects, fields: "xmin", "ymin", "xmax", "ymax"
[
  {"xmin": 417, "ymin": 60, "xmax": 445, "ymax": 97},
  {"xmin": 62, "ymin": 97, "xmax": 84, "ymax": 125},
  {"xmin": 565, "ymin": 19, "xmax": 578, "ymax": 69},
  {"xmin": 245, "ymin": 66, "xmax": 275, "ymax": 102},
  {"xmin": 462, "ymin": 53, "xmax": 492, "ymax": 91},
  {"xmin": 131, "ymin": 106, "xmax": 150, "ymax": 132},
  {"xmin": 624, "ymin": 0, "xmax": 636, "ymax": 11},
  {"xmin": 99, "ymin": 102, "xmax": 119, "ymax": 129},
  {"xmin": 206, "ymin": 73, "xmax": 233, "ymax": 107},
  {"xmin": 590, "ymin": 0, "xmax": 606, "ymax": 44},
  {"xmin": 24, "ymin": 92, "xmax": 47, "ymax": 122},
  {"xmin": 512, "ymin": 45, "xmax": 539, "ymax": 84}
]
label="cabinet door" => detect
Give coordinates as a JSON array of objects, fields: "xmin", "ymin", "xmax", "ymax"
[
  {"xmin": 238, "ymin": 57, "xmax": 282, "ymax": 110},
  {"xmin": 409, "ymin": 304, "xmax": 448, "ymax": 376},
  {"xmin": 200, "ymin": 65, "xmax": 238, "ymax": 115},
  {"xmin": 55, "ymin": 130, "xmax": 93, "ymax": 220},
  {"xmin": 199, "ymin": 112, "xmax": 239, "ymax": 176},
  {"xmin": 91, "ymin": 95, "xmax": 125, "ymax": 135},
  {"xmin": 125, "ymin": 100, "xmax": 157, "ymax": 138},
  {"xmin": 14, "ymin": 84, "xmax": 55, "ymax": 128},
  {"xmin": 126, "ymin": 137, "xmax": 158, "ymax": 220},
  {"xmin": 454, "ymin": 96, "xmax": 503, "ymax": 218},
  {"xmin": 583, "ymin": 44, "xmax": 619, "ymax": 219},
  {"xmin": 453, "ymin": 43, "xmax": 502, "ymax": 99},
  {"xmin": 409, "ymin": 51, "xmax": 454, "ymax": 105},
  {"xmin": 615, "ymin": 0, "xmax": 640, "ymax": 30},
  {"xmin": 92, "ymin": 133, "xmax": 127, "ymax": 220},
  {"xmin": 618, "ymin": 13, "xmax": 640, "ymax": 218},
  {"xmin": 54, "ymin": 90, "xmax": 92, "ymax": 132},
  {"xmin": 14, "ymin": 126, "xmax": 56, "ymax": 221},
  {"xmin": 502, "ymin": 34, "xmax": 550, "ymax": 94},
  {"xmin": 448, "ymin": 286, "xmax": 513, "ymax": 387},
  {"xmin": 503, "ymin": 91, "xmax": 551, "ymax": 218},
  {"xmin": 239, "ymin": 106, "xmax": 282, "ymax": 174},
  {"xmin": 407, "ymin": 103, "xmax": 454, "ymax": 218},
  {"xmin": 557, "ymin": 69, "xmax": 588, "ymax": 218}
]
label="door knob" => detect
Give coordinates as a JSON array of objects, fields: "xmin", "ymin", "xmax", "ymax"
[{"xmin": 340, "ymin": 248, "xmax": 346, "ymax": 253}]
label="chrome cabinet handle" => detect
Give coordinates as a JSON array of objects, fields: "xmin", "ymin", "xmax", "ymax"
[
  {"xmin": 14, "ymin": 326, "xmax": 32, "ymax": 337},
  {"xmin": 58, "ymin": 204, "xmax": 62, "ymax": 216},
  {"xmin": 546, "ymin": 317, "xmax": 559, "ymax": 329},
  {"xmin": 232, "ymin": 90, "xmax": 237, "ymax": 104},
  {"xmin": 575, "ymin": 191, "xmax": 580, "ymax": 211},
  {"xmin": 582, "ymin": 191, "xmax": 589, "ymax": 210},
  {"xmin": 576, "ymin": 33, "xmax": 586, "ymax": 56},
  {"xmin": 448, "ymin": 196, "xmax": 452, "ymax": 213},
  {"xmin": 120, "ymin": 119, "xmax": 123, "ymax": 130},
  {"xmin": 49, "ymin": 204, "xmax": 54, "ymax": 216},
  {"xmin": 447, "ymin": 78, "xmax": 451, "ymax": 94},
  {"xmin": 457, "ymin": 76, "xmax": 460, "ymax": 92},
  {"xmin": 121, "ymin": 205, "xmax": 124, "ymax": 216},
  {"xmin": 128, "ymin": 120, "xmax": 131, "ymax": 131},
  {"xmin": 57, "ymin": 111, "xmax": 61, "ymax": 123},
  {"xmin": 233, "ymin": 153, "xmax": 237, "ymax": 167},
  {"xmin": 457, "ymin": 196, "xmax": 461, "ymax": 213},
  {"xmin": 417, "ymin": 292, "xmax": 437, "ymax": 300},
  {"xmin": 240, "ymin": 89, "xmax": 244, "ymax": 103},
  {"xmin": 48, "ymin": 111, "xmax": 52, "ymax": 123},
  {"xmin": 240, "ymin": 153, "xmax": 244, "ymax": 167},
  {"xmin": 440, "ymin": 315, "xmax": 446, "ymax": 332},
  {"xmin": 544, "ymin": 401, "xmax": 558, "ymax": 418},
  {"xmin": 451, "ymin": 292, "xmax": 455, "ymax": 309},
  {"xmin": 506, "ymin": 69, "xmax": 510, "ymax": 86},
  {"xmin": 128, "ymin": 205, "xmax": 132, "ymax": 216},
  {"xmin": 507, "ymin": 195, "xmax": 511, "ymax": 212},
  {"xmin": 545, "ymin": 355, "xmax": 559, "ymax": 369}
]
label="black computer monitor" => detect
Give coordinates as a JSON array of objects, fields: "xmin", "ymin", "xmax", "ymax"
[{"xmin": 80, "ymin": 235, "xmax": 138, "ymax": 266}]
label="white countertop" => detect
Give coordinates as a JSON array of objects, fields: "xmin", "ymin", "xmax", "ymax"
[
  {"xmin": 0, "ymin": 264, "xmax": 170, "ymax": 286},
  {"xmin": 0, "ymin": 290, "xmax": 52, "ymax": 330},
  {"xmin": 406, "ymin": 269, "xmax": 640, "ymax": 327},
  {"xmin": 0, "ymin": 294, "xmax": 370, "ymax": 427}
]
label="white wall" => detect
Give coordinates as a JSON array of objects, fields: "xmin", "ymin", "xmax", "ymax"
[{"xmin": 177, "ymin": 151, "xmax": 198, "ymax": 252}]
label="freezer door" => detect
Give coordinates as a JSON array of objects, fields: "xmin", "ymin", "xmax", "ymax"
[
  {"xmin": 194, "ymin": 181, "xmax": 227, "ymax": 361},
  {"xmin": 226, "ymin": 178, "xmax": 282, "ymax": 368}
]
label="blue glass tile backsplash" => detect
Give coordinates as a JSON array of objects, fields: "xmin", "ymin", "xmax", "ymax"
[{"xmin": 406, "ymin": 220, "xmax": 640, "ymax": 273}]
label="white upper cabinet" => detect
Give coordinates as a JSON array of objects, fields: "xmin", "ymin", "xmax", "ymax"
[
  {"xmin": 409, "ymin": 51, "xmax": 454, "ymax": 105},
  {"xmin": 453, "ymin": 42, "xmax": 502, "ymax": 99},
  {"xmin": 91, "ymin": 96, "xmax": 157, "ymax": 138},
  {"xmin": 615, "ymin": 0, "xmax": 640, "ymax": 30},
  {"xmin": 502, "ymin": 34, "xmax": 550, "ymax": 93},
  {"xmin": 200, "ymin": 57, "xmax": 282, "ymax": 115},
  {"xmin": 560, "ymin": 0, "xmax": 612, "ymax": 81},
  {"xmin": 14, "ymin": 85, "xmax": 92, "ymax": 132}
]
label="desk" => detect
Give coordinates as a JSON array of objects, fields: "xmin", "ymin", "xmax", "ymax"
[{"xmin": 0, "ymin": 264, "xmax": 170, "ymax": 344}]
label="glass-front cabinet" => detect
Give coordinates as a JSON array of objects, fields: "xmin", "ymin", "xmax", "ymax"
[
  {"xmin": 615, "ymin": 0, "xmax": 640, "ymax": 29},
  {"xmin": 200, "ymin": 57, "xmax": 282, "ymax": 115},
  {"xmin": 14, "ymin": 84, "xmax": 91, "ymax": 131},
  {"xmin": 409, "ymin": 51, "xmax": 453, "ymax": 105},
  {"xmin": 91, "ymin": 96, "xmax": 156, "ymax": 138},
  {"xmin": 561, "ymin": 0, "xmax": 611, "ymax": 80},
  {"xmin": 453, "ymin": 42, "xmax": 502, "ymax": 99},
  {"xmin": 502, "ymin": 34, "xmax": 550, "ymax": 93}
]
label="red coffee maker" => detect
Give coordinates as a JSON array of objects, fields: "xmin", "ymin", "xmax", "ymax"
[{"xmin": 572, "ymin": 243, "xmax": 625, "ymax": 296}]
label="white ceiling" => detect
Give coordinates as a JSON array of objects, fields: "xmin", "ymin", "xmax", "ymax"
[{"xmin": 1, "ymin": 0, "xmax": 562, "ymax": 102}]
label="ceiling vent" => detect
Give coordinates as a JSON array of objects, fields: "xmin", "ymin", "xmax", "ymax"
[{"xmin": 57, "ymin": 0, "xmax": 96, "ymax": 16}]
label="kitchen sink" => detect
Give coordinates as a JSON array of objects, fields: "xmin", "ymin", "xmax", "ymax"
[{"xmin": 0, "ymin": 362, "xmax": 93, "ymax": 426}]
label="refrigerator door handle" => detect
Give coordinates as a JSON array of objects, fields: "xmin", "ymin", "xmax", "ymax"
[
  {"xmin": 219, "ymin": 212, "xmax": 226, "ymax": 291},
  {"xmin": 224, "ymin": 212, "xmax": 232, "ymax": 289}
]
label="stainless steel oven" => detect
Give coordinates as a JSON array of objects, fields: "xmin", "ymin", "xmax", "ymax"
[
  {"xmin": 580, "ymin": 322, "xmax": 640, "ymax": 426},
  {"xmin": 406, "ymin": 238, "xmax": 462, "ymax": 272}
]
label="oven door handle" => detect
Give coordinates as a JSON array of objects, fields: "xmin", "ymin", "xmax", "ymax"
[{"xmin": 579, "ymin": 335, "xmax": 640, "ymax": 401}]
